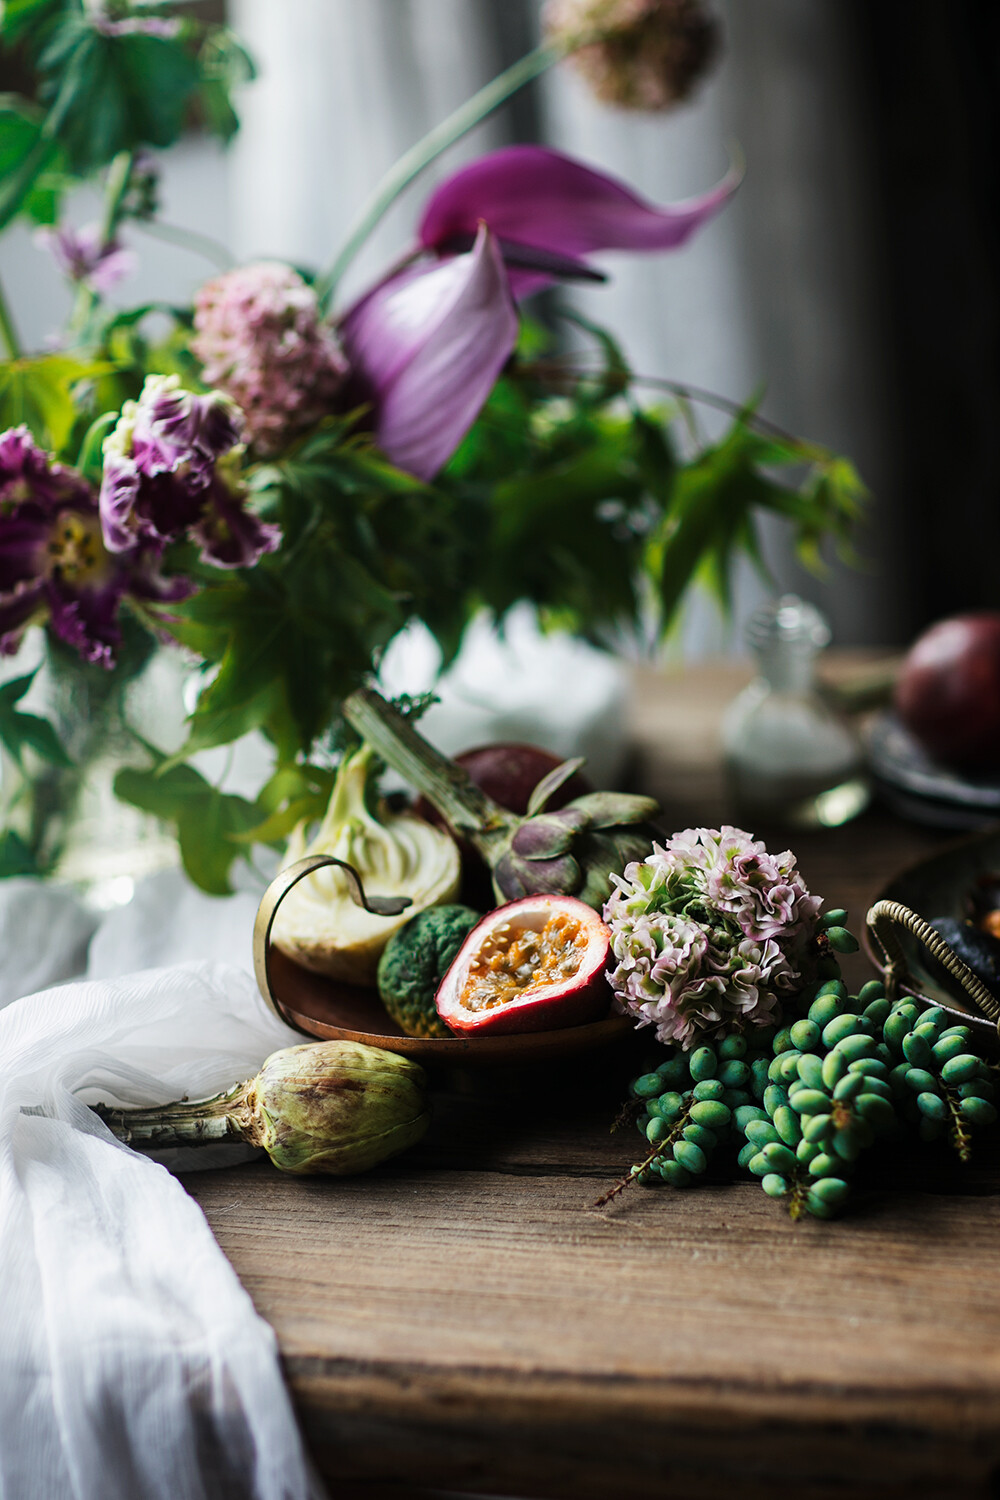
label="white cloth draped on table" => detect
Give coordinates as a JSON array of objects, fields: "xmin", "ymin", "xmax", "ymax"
[{"xmin": 0, "ymin": 874, "xmax": 327, "ymax": 1500}]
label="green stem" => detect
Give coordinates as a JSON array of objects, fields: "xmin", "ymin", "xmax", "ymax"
[
  {"xmin": 70, "ymin": 149, "xmax": 135, "ymax": 337},
  {"xmin": 93, "ymin": 1081, "xmax": 252, "ymax": 1148},
  {"xmin": 315, "ymin": 42, "xmax": 560, "ymax": 308},
  {"xmin": 342, "ymin": 687, "xmax": 513, "ymax": 848},
  {"xmin": 134, "ymin": 218, "xmax": 235, "ymax": 271},
  {"xmin": 0, "ymin": 275, "xmax": 22, "ymax": 359}
]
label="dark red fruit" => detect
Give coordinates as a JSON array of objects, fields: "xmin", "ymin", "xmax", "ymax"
[
  {"xmin": 895, "ymin": 613, "xmax": 1000, "ymax": 772},
  {"xmin": 435, "ymin": 894, "xmax": 612, "ymax": 1036}
]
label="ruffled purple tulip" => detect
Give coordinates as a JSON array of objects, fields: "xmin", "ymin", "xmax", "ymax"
[
  {"xmin": 417, "ymin": 144, "xmax": 739, "ymax": 296},
  {"xmin": 100, "ymin": 375, "xmax": 281, "ymax": 568},
  {"xmin": 35, "ymin": 223, "xmax": 136, "ymax": 295},
  {"xmin": 340, "ymin": 224, "xmax": 518, "ymax": 482},
  {"xmin": 0, "ymin": 426, "xmax": 190, "ymax": 668}
]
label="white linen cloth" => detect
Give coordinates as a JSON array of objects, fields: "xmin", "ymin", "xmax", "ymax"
[{"xmin": 0, "ymin": 874, "xmax": 327, "ymax": 1500}]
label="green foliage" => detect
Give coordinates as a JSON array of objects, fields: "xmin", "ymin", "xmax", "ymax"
[
  {"xmin": 0, "ymin": 353, "xmax": 102, "ymax": 450},
  {"xmin": 113, "ymin": 758, "xmax": 261, "ymax": 896},
  {"xmin": 0, "ymin": 669, "xmax": 72, "ymax": 768},
  {"xmin": 0, "ymin": 827, "xmax": 38, "ymax": 877}
]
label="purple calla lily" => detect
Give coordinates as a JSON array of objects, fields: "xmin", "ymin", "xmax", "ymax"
[
  {"xmin": 340, "ymin": 223, "xmax": 518, "ymax": 482},
  {"xmin": 0, "ymin": 426, "xmax": 190, "ymax": 667},
  {"xmin": 417, "ymin": 144, "xmax": 739, "ymax": 297}
]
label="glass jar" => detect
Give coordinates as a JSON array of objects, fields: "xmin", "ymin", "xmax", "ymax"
[{"xmin": 722, "ymin": 595, "xmax": 869, "ymax": 829}]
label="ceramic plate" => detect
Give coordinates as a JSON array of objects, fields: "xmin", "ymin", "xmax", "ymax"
[{"xmin": 866, "ymin": 712, "xmax": 1000, "ymax": 829}]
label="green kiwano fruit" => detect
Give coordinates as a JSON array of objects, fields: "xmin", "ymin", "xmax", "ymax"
[{"xmin": 377, "ymin": 904, "xmax": 480, "ymax": 1037}]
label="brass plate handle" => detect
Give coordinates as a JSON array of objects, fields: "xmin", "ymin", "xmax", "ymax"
[
  {"xmin": 253, "ymin": 855, "xmax": 411, "ymax": 1023},
  {"xmin": 866, "ymin": 898, "xmax": 1000, "ymax": 1032}
]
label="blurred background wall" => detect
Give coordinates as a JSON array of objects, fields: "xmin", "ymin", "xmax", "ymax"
[{"xmin": 2, "ymin": 0, "xmax": 996, "ymax": 653}]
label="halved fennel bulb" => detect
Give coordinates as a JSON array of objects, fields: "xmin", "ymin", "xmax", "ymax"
[{"xmin": 271, "ymin": 746, "xmax": 461, "ymax": 983}]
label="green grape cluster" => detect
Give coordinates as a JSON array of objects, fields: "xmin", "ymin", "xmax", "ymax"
[
  {"xmin": 623, "ymin": 1033, "xmax": 768, "ymax": 1192},
  {"xmin": 611, "ymin": 928, "xmax": 1000, "ymax": 1222},
  {"xmin": 880, "ymin": 1000, "xmax": 997, "ymax": 1158}
]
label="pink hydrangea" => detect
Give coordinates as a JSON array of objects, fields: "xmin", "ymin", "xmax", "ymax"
[
  {"xmin": 544, "ymin": 0, "xmax": 719, "ymax": 112},
  {"xmin": 604, "ymin": 826, "xmax": 822, "ymax": 1046},
  {"xmin": 191, "ymin": 262, "xmax": 347, "ymax": 455}
]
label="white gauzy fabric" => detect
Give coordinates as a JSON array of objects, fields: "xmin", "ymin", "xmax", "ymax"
[{"xmin": 0, "ymin": 879, "xmax": 329, "ymax": 1500}]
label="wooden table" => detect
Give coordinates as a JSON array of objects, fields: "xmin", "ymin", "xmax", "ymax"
[{"xmin": 185, "ymin": 660, "xmax": 1000, "ymax": 1500}]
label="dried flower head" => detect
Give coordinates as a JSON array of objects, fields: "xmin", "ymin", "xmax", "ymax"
[
  {"xmin": 191, "ymin": 262, "xmax": 348, "ymax": 455},
  {"xmin": 544, "ymin": 0, "xmax": 720, "ymax": 112},
  {"xmin": 604, "ymin": 826, "xmax": 822, "ymax": 1046}
]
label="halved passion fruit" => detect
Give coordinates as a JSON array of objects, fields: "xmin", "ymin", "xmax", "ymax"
[{"xmin": 434, "ymin": 895, "xmax": 612, "ymax": 1036}]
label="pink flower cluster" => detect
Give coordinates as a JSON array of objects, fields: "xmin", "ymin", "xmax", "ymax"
[
  {"xmin": 603, "ymin": 826, "xmax": 822, "ymax": 1047},
  {"xmin": 544, "ymin": 0, "xmax": 719, "ymax": 113},
  {"xmin": 191, "ymin": 262, "xmax": 347, "ymax": 455}
]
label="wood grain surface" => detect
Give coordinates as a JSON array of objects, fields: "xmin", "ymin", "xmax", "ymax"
[{"xmin": 185, "ymin": 658, "xmax": 1000, "ymax": 1499}]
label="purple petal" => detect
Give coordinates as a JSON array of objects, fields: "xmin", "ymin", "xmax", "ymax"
[
  {"xmin": 45, "ymin": 577, "xmax": 122, "ymax": 668},
  {"xmin": 0, "ymin": 512, "xmax": 50, "ymax": 592},
  {"xmin": 418, "ymin": 145, "xmax": 739, "ymax": 295},
  {"xmin": 0, "ymin": 581, "xmax": 47, "ymax": 655},
  {"xmin": 191, "ymin": 478, "xmax": 282, "ymax": 569},
  {"xmin": 99, "ymin": 453, "xmax": 143, "ymax": 553},
  {"xmin": 341, "ymin": 224, "xmax": 518, "ymax": 480}
]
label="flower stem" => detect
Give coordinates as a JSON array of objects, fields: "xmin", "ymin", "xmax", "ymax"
[
  {"xmin": 133, "ymin": 218, "xmax": 235, "ymax": 271},
  {"xmin": 70, "ymin": 149, "xmax": 135, "ymax": 338},
  {"xmin": 315, "ymin": 42, "xmax": 560, "ymax": 309},
  {"xmin": 94, "ymin": 1081, "xmax": 253, "ymax": 1149},
  {"xmin": 0, "ymin": 275, "xmax": 22, "ymax": 360},
  {"xmin": 342, "ymin": 686, "xmax": 513, "ymax": 847}
]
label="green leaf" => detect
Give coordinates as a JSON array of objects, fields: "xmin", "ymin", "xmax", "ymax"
[
  {"xmin": 0, "ymin": 0, "xmax": 67, "ymax": 44},
  {"xmin": 0, "ymin": 829, "xmax": 38, "ymax": 879},
  {"xmin": 114, "ymin": 761, "xmax": 261, "ymax": 896},
  {"xmin": 0, "ymin": 96, "xmax": 60, "ymax": 231},
  {"xmin": 0, "ymin": 353, "xmax": 103, "ymax": 451},
  {"xmin": 0, "ymin": 669, "xmax": 72, "ymax": 767}
]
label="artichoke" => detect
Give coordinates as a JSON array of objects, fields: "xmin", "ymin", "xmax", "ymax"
[
  {"xmin": 271, "ymin": 743, "xmax": 461, "ymax": 983},
  {"xmin": 343, "ymin": 687, "xmax": 659, "ymax": 911},
  {"xmin": 95, "ymin": 1040, "xmax": 430, "ymax": 1176}
]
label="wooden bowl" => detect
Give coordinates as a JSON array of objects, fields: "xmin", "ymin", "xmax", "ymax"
[{"xmin": 253, "ymin": 855, "xmax": 632, "ymax": 1067}]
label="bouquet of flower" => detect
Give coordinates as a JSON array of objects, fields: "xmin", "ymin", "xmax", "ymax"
[{"xmin": 0, "ymin": 0, "xmax": 865, "ymax": 893}]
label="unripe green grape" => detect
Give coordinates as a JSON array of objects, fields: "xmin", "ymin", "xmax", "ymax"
[
  {"xmin": 762, "ymin": 1173, "xmax": 789, "ymax": 1198},
  {"xmin": 823, "ymin": 1013, "xmax": 864, "ymax": 1048},
  {"xmin": 773, "ymin": 1104, "xmax": 802, "ymax": 1145},
  {"xmin": 656, "ymin": 1055, "xmax": 689, "ymax": 1086},
  {"xmin": 883, "ymin": 1013, "xmax": 910, "ymax": 1052},
  {"xmin": 797, "ymin": 1053, "xmax": 825, "ymax": 1091},
  {"xmin": 790, "ymin": 1088, "xmax": 830, "ymax": 1116},
  {"xmin": 855, "ymin": 1093, "xmax": 896, "ymax": 1130},
  {"xmin": 778, "ymin": 1052, "xmax": 802, "ymax": 1082},
  {"xmin": 633, "ymin": 1072, "xmax": 663, "ymax": 1098},
  {"xmin": 734, "ymin": 1103, "xmax": 768, "ymax": 1132},
  {"xmin": 816, "ymin": 978, "xmax": 849, "ymax": 1000},
  {"xmin": 673, "ymin": 1139, "xmax": 707, "ymax": 1174},
  {"xmin": 809, "ymin": 995, "xmax": 846, "ymax": 1028},
  {"xmin": 931, "ymin": 1035, "xmax": 967, "ymax": 1065},
  {"xmin": 889, "ymin": 1063, "xmax": 912, "ymax": 1094},
  {"xmin": 960, "ymin": 1097, "xmax": 998, "ymax": 1126},
  {"xmin": 636, "ymin": 1114, "xmax": 650, "ymax": 1136},
  {"xmin": 692, "ymin": 1078, "xmax": 726, "ymax": 1102},
  {"xmin": 892, "ymin": 1001, "xmax": 920, "ymax": 1024},
  {"xmin": 689, "ymin": 1099, "xmax": 731, "ymax": 1130},
  {"xmin": 912, "ymin": 1020, "xmax": 940, "ymax": 1045},
  {"xmin": 763, "ymin": 1084, "xmax": 789, "ymax": 1115},
  {"xmin": 804, "ymin": 1193, "xmax": 837, "ymax": 1219},
  {"xmin": 746, "ymin": 1118, "xmax": 781, "ymax": 1147},
  {"xmin": 854, "ymin": 1074, "xmax": 892, "ymax": 1100},
  {"xmin": 916, "ymin": 1091, "xmax": 946, "ymax": 1121},
  {"xmin": 689, "ymin": 1047, "xmax": 717, "ymax": 1082},
  {"xmin": 816, "ymin": 953, "xmax": 843, "ymax": 980},
  {"xmin": 836, "ymin": 1035, "xmax": 878, "ymax": 1065},
  {"xmin": 810, "ymin": 1176, "xmax": 851, "ymax": 1208},
  {"xmin": 905, "ymin": 1067, "xmax": 937, "ymax": 1094},
  {"xmin": 939, "ymin": 1025, "xmax": 971, "ymax": 1043},
  {"xmin": 790, "ymin": 1019, "xmax": 821, "ymax": 1051},
  {"xmin": 682, "ymin": 1123, "xmax": 717, "ymax": 1152},
  {"xmin": 803, "ymin": 1112, "xmax": 832, "ymax": 1142},
  {"xmin": 821, "ymin": 908, "xmax": 849, "ymax": 929},
  {"xmin": 941, "ymin": 1054, "xmax": 982, "ymax": 1086},
  {"xmin": 634, "ymin": 1163, "xmax": 657, "ymax": 1184},
  {"xmin": 825, "ymin": 926, "xmax": 859, "ymax": 954},
  {"xmin": 863, "ymin": 998, "xmax": 892, "ymax": 1028},
  {"xmin": 822, "ymin": 1050, "xmax": 847, "ymax": 1089},
  {"xmin": 737, "ymin": 1142, "xmax": 758, "ymax": 1170},
  {"xmin": 750, "ymin": 1057, "xmax": 770, "ymax": 1100},
  {"xmin": 718, "ymin": 1059, "xmax": 751, "ymax": 1089},
  {"xmin": 918, "ymin": 1007, "xmax": 946, "ymax": 1029},
  {"xmin": 902, "ymin": 1032, "xmax": 933, "ymax": 1069},
  {"xmin": 832, "ymin": 1131, "xmax": 863, "ymax": 1162},
  {"xmin": 660, "ymin": 1158, "xmax": 693, "ymax": 1187},
  {"xmin": 748, "ymin": 1151, "xmax": 770, "ymax": 1177},
  {"xmin": 772, "ymin": 1027, "xmax": 795, "ymax": 1055},
  {"xmin": 875, "ymin": 1042, "xmax": 894, "ymax": 1065},
  {"xmin": 723, "ymin": 1088, "xmax": 753, "ymax": 1111},
  {"xmin": 833, "ymin": 1072, "xmax": 864, "ymax": 1102},
  {"xmin": 957, "ymin": 1078, "xmax": 995, "ymax": 1102},
  {"xmin": 718, "ymin": 1035, "xmax": 748, "ymax": 1060},
  {"xmin": 767, "ymin": 1055, "xmax": 787, "ymax": 1084},
  {"xmin": 809, "ymin": 1151, "xmax": 846, "ymax": 1178},
  {"xmin": 857, "ymin": 979, "xmax": 886, "ymax": 1005},
  {"xmin": 761, "ymin": 1141, "xmax": 799, "ymax": 1175},
  {"xmin": 656, "ymin": 1091, "xmax": 685, "ymax": 1120},
  {"xmin": 646, "ymin": 1116, "xmax": 670, "ymax": 1143},
  {"xmin": 849, "ymin": 1057, "xmax": 889, "ymax": 1080}
]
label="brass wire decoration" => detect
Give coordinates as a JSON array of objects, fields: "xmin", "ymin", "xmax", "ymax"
[{"xmin": 866, "ymin": 899, "xmax": 1000, "ymax": 1032}]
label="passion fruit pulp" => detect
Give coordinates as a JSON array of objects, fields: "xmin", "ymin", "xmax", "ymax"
[{"xmin": 435, "ymin": 894, "xmax": 612, "ymax": 1036}]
